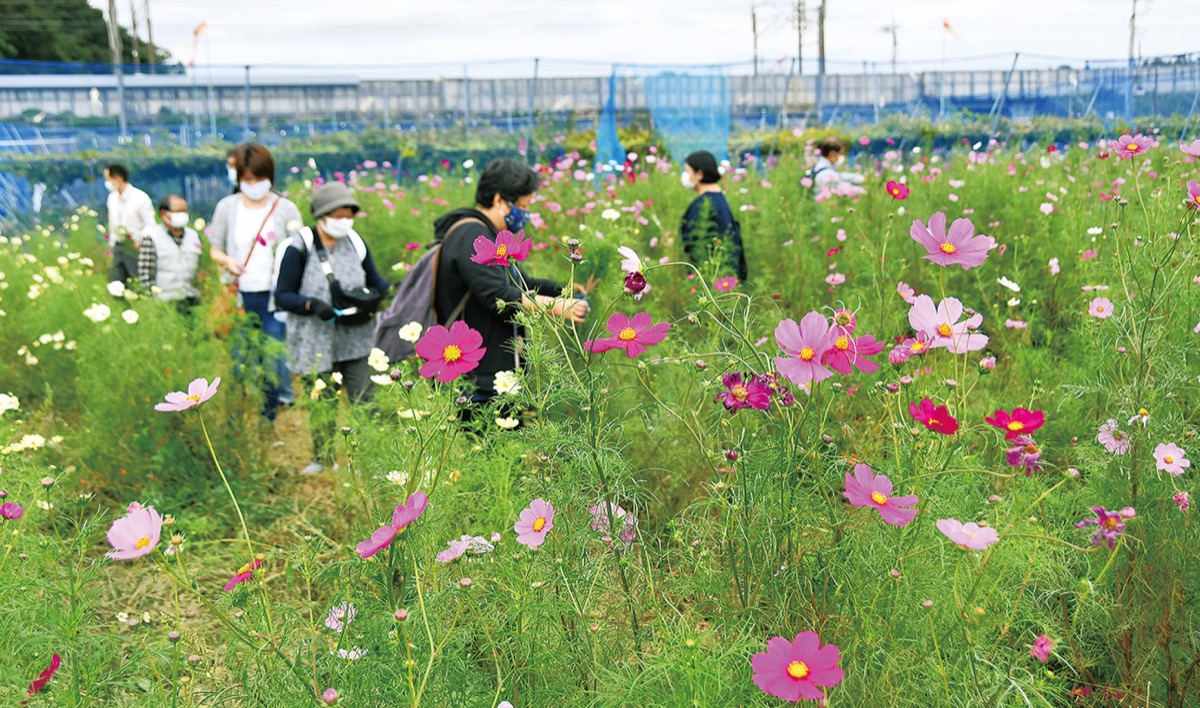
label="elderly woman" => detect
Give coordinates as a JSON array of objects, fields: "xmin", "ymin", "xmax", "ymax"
[
  {"xmin": 275, "ymin": 182, "xmax": 390, "ymax": 474},
  {"xmin": 679, "ymin": 150, "xmax": 747, "ymax": 281},
  {"xmin": 208, "ymin": 143, "xmax": 302, "ymax": 422}
]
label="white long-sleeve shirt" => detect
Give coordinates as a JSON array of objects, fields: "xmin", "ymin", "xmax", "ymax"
[
  {"xmin": 106, "ymin": 184, "xmax": 156, "ymax": 248},
  {"xmin": 812, "ymin": 156, "xmax": 866, "ymax": 191}
]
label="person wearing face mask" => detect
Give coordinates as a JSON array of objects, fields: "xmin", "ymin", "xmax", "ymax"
[
  {"xmin": 137, "ymin": 194, "xmax": 203, "ymax": 310},
  {"xmin": 808, "ymin": 137, "xmax": 865, "ymax": 197},
  {"xmin": 274, "ymin": 183, "xmax": 391, "ymax": 475},
  {"xmin": 226, "ymin": 145, "xmax": 242, "ymax": 194},
  {"xmin": 432, "ymin": 157, "xmax": 587, "ymax": 414},
  {"xmin": 208, "ymin": 142, "xmax": 303, "ymax": 422},
  {"xmin": 103, "ymin": 163, "xmax": 156, "ymax": 286},
  {"xmin": 679, "ymin": 151, "xmax": 748, "ymax": 282}
]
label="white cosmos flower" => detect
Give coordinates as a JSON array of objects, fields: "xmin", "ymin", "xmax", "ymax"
[
  {"xmin": 106, "ymin": 280, "xmax": 126, "ymax": 298},
  {"xmin": 121, "ymin": 309, "xmax": 139, "ymax": 324},
  {"xmin": 83, "ymin": 302, "xmax": 111, "ymax": 322},
  {"xmin": 997, "ymin": 277, "xmax": 1021, "ymax": 292},
  {"xmin": 398, "ymin": 322, "xmax": 423, "ymax": 343},
  {"xmin": 368, "ymin": 348, "xmax": 390, "ymax": 372}
]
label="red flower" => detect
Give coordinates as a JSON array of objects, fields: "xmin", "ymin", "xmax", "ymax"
[
  {"xmin": 909, "ymin": 397, "xmax": 959, "ymax": 435},
  {"xmin": 985, "ymin": 407, "xmax": 1045, "ymax": 440},
  {"xmin": 583, "ymin": 312, "xmax": 670, "ymax": 359},
  {"xmin": 27, "ymin": 654, "xmax": 60, "ymax": 697},
  {"xmin": 885, "ymin": 180, "xmax": 910, "ymax": 200}
]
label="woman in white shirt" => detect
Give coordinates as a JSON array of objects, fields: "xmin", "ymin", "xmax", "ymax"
[
  {"xmin": 809, "ymin": 137, "xmax": 866, "ymax": 199},
  {"xmin": 208, "ymin": 143, "xmax": 303, "ymax": 421}
]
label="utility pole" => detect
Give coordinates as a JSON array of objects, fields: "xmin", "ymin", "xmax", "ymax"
[
  {"xmin": 814, "ymin": 0, "xmax": 826, "ymax": 122},
  {"xmin": 105, "ymin": 0, "xmax": 128, "ymax": 139},
  {"xmin": 794, "ymin": 0, "xmax": 805, "ymax": 75},
  {"xmin": 882, "ymin": 17, "xmax": 898, "ymax": 74},
  {"xmin": 1125, "ymin": 0, "xmax": 1145, "ymax": 119},
  {"xmin": 128, "ymin": 0, "xmax": 141, "ymax": 66},
  {"xmin": 752, "ymin": 3, "xmax": 759, "ymax": 77},
  {"xmin": 143, "ymin": 0, "xmax": 156, "ymax": 67}
]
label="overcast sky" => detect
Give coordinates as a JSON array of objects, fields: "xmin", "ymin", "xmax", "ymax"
[{"xmin": 93, "ymin": 0, "xmax": 1200, "ymax": 79}]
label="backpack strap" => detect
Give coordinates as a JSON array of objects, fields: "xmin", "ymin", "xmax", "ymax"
[{"xmin": 431, "ymin": 216, "xmax": 487, "ymax": 323}]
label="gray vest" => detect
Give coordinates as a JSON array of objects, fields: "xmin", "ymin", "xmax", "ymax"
[{"xmin": 146, "ymin": 225, "xmax": 201, "ymax": 300}]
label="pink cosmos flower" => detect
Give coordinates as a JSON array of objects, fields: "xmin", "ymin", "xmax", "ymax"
[
  {"xmin": 1088, "ymin": 297, "xmax": 1114, "ymax": 319},
  {"xmin": 27, "ymin": 653, "xmax": 61, "ymax": 698},
  {"xmin": 514, "ymin": 498, "xmax": 554, "ymax": 550},
  {"xmin": 713, "ymin": 276, "xmax": 739, "ymax": 292},
  {"xmin": 885, "ymin": 180, "xmax": 909, "ymax": 199},
  {"xmin": 224, "ymin": 557, "xmax": 262, "ymax": 591},
  {"xmin": 937, "ymin": 518, "xmax": 999, "ymax": 550},
  {"xmin": 435, "ymin": 534, "xmax": 493, "ymax": 562},
  {"xmin": 715, "ymin": 371, "xmax": 772, "ymax": 412},
  {"xmin": 1097, "ymin": 419, "xmax": 1130, "ymax": 455},
  {"xmin": 583, "ymin": 312, "xmax": 670, "ymax": 359},
  {"xmin": 415, "ymin": 321, "xmax": 486, "ymax": 383},
  {"xmin": 0, "ymin": 501, "xmax": 23, "ymax": 520},
  {"xmin": 154, "ymin": 377, "xmax": 221, "ymax": 412},
  {"xmin": 775, "ymin": 312, "xmax": 836, "ymax": 389},
  {"xmin": 985, "ymin": 408, "xmax": 1045, "ymax": 440},
  {"xmin": 751, "ymin": 631, "xmax": 844, "ymax": 702},
  {"xmin": 1154, "ymin": 442, "xmax": 1190, "ymax": 475},
  {"xmin": 897, "ymin": 281, "xmax": 918, "ymax": 304},
  {"xmin": 106, "ymin": 502, "xmax": 163, "ymax": 560},
  {"xmin": 909, "ymin": 398, "xmax": 959, "ymax": 435},
  {"xmin": 589, "ymin": 502, "xmax": 637, "ymax": 545},
  {"xmin": 842, "ymin": 463, "xmax": 918, "ymax": 527},
  {"xmin": 356, "ymin": 491, "xmax": 429, "ymax": 559},
  {"xmin": 1181, "ymin": 139, "xmax": 1200, "ymax": 157},
  {"xmin": 909, "ymin": 212, "xmax": 995, "ymax": 269},
  {"xmin": 1049, "ymin": 257, "xmax": 1060, "ymax": 275},
  {"xmin": 1113, "ymin": 133, "xmax": 1154, "ymax": 159},
  {"xmin": 324, "ymin": 602, "xmax": 357, "ymax": 632},
  {"xmin": 908, "ymin": 295, "xmax": 989, "ymax": 353},
  {"xmin": 470, "ymin": 229, "xmax": 531, "ymax": 266},
  {"xmin": 1076, "ymin": 506, "xmax": 1126, "ymax": 548},
  {"xmin": 1187, "ymin": 180, "xmax": 1200, "ymax": 208},
  {"xmin": 1174, "ymin": 492, "xmax": 1190, "ymax": 511},
  {"xmin": 822, "ymin": 328, "xmax": 884, "ymax": 374},
  {"xmin": 1030, "ymin": 635, "xmax": 1054, "ymax": 663},
  {"xmin": 1006, "ymin": 435, "xmax": 1043, "ymax": 475}
]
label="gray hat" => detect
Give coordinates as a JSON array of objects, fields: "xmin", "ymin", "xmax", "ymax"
[{"xmin": 311, "ymin": 182, "xmax": 360, "ymax": 219}]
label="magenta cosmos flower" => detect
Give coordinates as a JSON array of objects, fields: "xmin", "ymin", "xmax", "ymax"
[
  {"xmin": 937, "ymin": 518, "xmax": 999, "ymax": 551},
  {"xmin": 1113, "ymin": 133, "xmax": 1154, "ymax": 159},
  {"xmin": 357, "ymin": 491, "xmax": 429, "ymax": 559},
  {"xmin": 909, "ymin": 212, "xmax": 995, "ymax": 269},
  {"xmin": 27, "ymin": 653, "xmax": 61, "ymax": 698},
  {"xmin": 885, "ymin": 180, "xmax": 909, "ymax": 199},
  {"xmin": 715, "ymin": 371, "xmax": 772, "ymax": 412},
  {"xmin": 909, "ymin": 398, "xmax": 959, "ymax": 435},
  {"xmin": 751, "ymin": 630, "xmax": 844, "ymax": 702},
  {"xmin": 470, "ymin": 229, "xmax": 531, "ymax": 266},
  {"xmin": 823, "ymin": 328, "xmax": 884, "ymax": 374},
  {"xmin": 842, "ymin": 463, "xmax": 919, "ymax": 527},
  {"xmin": 985, "ymin": 407, "xmax": 1045, "ymax": 441},
  {"xmin": 1154, "ymin": 442, "xmax": 1190, "ymax": 475},
  {"xmin": 1088, "ymin": 297, "xmax": 1114, "ymax": 319},
  {"xmin": 589, "ymin": 501, "xmax": 637, "ymax": 545},
  {"xmin": 774, "ymin": 311, "xmax": 836, "ymax": 389},
  {"xmin": 908, "ymin": 295, "xmax": 989, "ymax": 354},
  {"xmin": 583, "ymin": 312, "xmax": 670, "ymax": 359},
  {"xmin": 415, "ymin": 321, "xmax": 486, "ymax": 383},
  {"xmin": 1030, "ymin": 635, "xmax": 1054, "ymax": 663},
  {"xmin": 106, "ymin": 502, "xmax": 164, "ymax": 560},
  {"xmin": 1097, "ymin": 419, "xmax": 1131, "ymax": 455},
  {"xmin": 713, "ymin": 275, "xmax": 739, "ymax": 292},
  {"xmin": 1187, "ymin": 180, "xmax": 1200, "ymax": 208},
  {"xmin": 618, "ymin": 246, "xmax": 651, "ymax": 299},
  {"xmin": 154, "ymin": 377, "xmax": 221, "ymax": 412},
  {"xmin": 224, "ymin": 557, "xmax": 262, "ymax": 592},
  {"xmin": 0, "ymin": 501, "xmax": 23, "ymax": 520},
  {"xmin": 1076, "ymin": 506, "xmax": 1127, "ymax": 548},
  {"xmin": 514, "ymin": 498, "xmax": 554, "ymax": 550}
]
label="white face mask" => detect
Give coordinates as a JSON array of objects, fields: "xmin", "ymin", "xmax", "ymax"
[
  {"xmin": 227, "ymin": 167, "xmax": 238, "ymax": 185},
  {"xmin": 680, "ymin": 171, "xmax": 694, "ymax": 189},
  {"xmin": 240, "ymin": 180, "xmax": 272, "ymax": 201},
  {"xmin": 837, "ymin": 155, "xmax": 847, "ymax": 166},
  {"xmin": 321, "ymin": 217, "xmax": 354, "ymax": 239},
  {"xmin": 166, "ymin": 211, "xmax": 189, "ymax": 229},
  {"xmin": 104, "ymin": 180, "xmax": 115, "ymax": 192}
]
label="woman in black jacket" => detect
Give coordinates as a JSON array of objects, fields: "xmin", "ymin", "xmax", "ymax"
[
  {"xmin": 679, "ymin": 150, "xmax": 747, "ymax": 281},
  {"xmin": 433, "ymin": 158, "xmax": 587, "ymax": 406}
]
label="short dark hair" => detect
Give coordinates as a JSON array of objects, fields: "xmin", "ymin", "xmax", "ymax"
[
  {"xmin": 818, "ymin": 137, "xmax": 846, "ymax": 158},
  {"xmin": 685, "ymin": 151, "xmax": 721, "ymax": 184},
  {"xmin": 235, "ymin": 143, "xmax": 276, "ymax": 183},
  {"xmin": 475, "ymin": 158, "xmax": 539, "ymax": 207},
  {"xmin": 158, "ymin": 194, "xmax": 185, "ymax": 212},
  {"xmin": 104, "ymin": 163, "xmax": 129, "ymax": 181}
]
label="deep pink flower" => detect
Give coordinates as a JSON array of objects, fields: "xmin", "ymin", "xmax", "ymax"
[
  {"xmin": 937, "ymin": 518, "xmax": 999, "ymax": 550},
  {"xmin": 623, "ymin": 271, "xmax": 649, "ymax": 298},
  {"xmin": 1113, "ymin": 133, "xmax": 1154, "ymax": 159},
  {"xmin": 1076, "ymin": 506, "xmax": 1126, "ymax": 548},
  {"xmin": 415, "ymin": 321, "xmax": 486, "ymax": 383},
  {"xmin": 1005, "ymin": 435, "xmax": 1043, "ymax": 475},
  {"xmin": 909, "ymin": 398, "xmax": 959, "ymax": 435},
  {"xmin": 1154, "ymin": 442, "xmax": 1190, "ymax": 475},
  {"xmin": 154, "ymin": 377, "xmax": 221, "ymax": 412},
  {"xmin": 224, "ymin": 557, "xmax": 262, "ymax": 592},
  {"xmin": 1030, "ymin": 635, "xmax": 1054, "ymax": 663},
  {"xmin": 27, "ymin": 653, "xmax": 60, "ymax": 697},
  {"xmin": 589, "ymin": 501, "xmax": 637, "ymax": 545},
  {"xmin": 908, "ymin": 295, "xmax": 989, "ymax": 353},
  {"xmin": 885, "ymin": 180, "xmax": 909, "ymax": 199},
  {"xmin": 822, "ymin": 328, "xmax": 884, "ymax": 374},
  {"xmin": 514, "ymin": 498, "xmax": 554, "ymax": 550},
  {"xmin": 751, "ymin": 631, "xmax": 844, "ymax": 702},
  {"xmin": 1174, "ymin": 492, "xmax": 1190, "ymax": 511},
  {"xmin": 470, "ymin": 229, "xmax": 531, "ymax": 266},
  {"xmin": 583, "ymin": 312, "xmax": 670, "ymax": 359},
  {"xmin": 909, "ymin": 212, "xmax": 995, "ymax": 269},
  {"xmin": 356, "ymin": 491, "xmax": 429, "ymax": 559},
  {"xmin": 985, "ymin": 408, "xmax": 1045, "ymax": 440},
  {"xmin": 842, "ymin": 463, "xmax": 918, "ymax": 527},
  {"xmin": 713, "ymin": 276, "xmax": 739, "ymax": 292},
  {"xmin": 1088, "ymin": 297, "xmax": 1114, "ymax": 319},
  {"xmin": 0, "ymin": 501, "xmax": 23, "ymax": 520},
  {"xmin": 715, "ymin": 372, "xmax": 771, "ymax": 412},
  {"xmin": 106, "ymin": 502, "xmax": 163, "ymax": 560},
  {"xmin": 774, "ymin": 312, "xmax": 836, "ymax": 389},
  {"xmin": 1187, "ymin": 180, "xmax": 1200, "ymax": 208},
  {"xmin": 1180, "ymin": 140, "xmax": 1200, "ymax": 157}
]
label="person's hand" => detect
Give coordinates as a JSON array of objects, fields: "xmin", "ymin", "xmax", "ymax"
[
  {"xmin": 225, "ymin": 257, "xmax": 244, "ymax": 276},
  {"xmin": 559, "ymin": 298, "xmax": 587, "ymax": 324},
  {"xmin": 574, "ymin": 274, "xmax": 600, "ymax": 296},
  {"xmin": 309, "ymin": 298, "xmax": 336, "ymax": 322}
]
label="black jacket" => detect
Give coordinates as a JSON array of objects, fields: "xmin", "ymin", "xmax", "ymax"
[
  {"xmin": 680, "ymin": 192, "xmax": 748, "ymax": 281},
  {"xmin": 432, "ymin": 208, "xmax": 561, "ymax": 397}
]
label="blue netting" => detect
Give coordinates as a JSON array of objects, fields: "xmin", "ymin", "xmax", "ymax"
[
  {"xmin": 593, "ymin": 70, "xmax": 624, "ymax": 169},
  {"xmin": 636, "ymin": 65, "xmax": 731, "ymax": 164}
]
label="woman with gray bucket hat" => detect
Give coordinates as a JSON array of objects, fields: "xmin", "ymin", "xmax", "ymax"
[{"xmin": 275, "ymin": 182, "xmax": 391, "ymax": 474}]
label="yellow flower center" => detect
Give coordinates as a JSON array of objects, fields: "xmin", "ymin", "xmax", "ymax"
[
  {"xmin": 495, "ymin": 244, "xmax": 508, "ymax": 257},
  {"xmin": 1096, "ymin": 306, "xmax": 1105, "ymax": 313},
  {"xmin": 1128, "ymin": 143, "xmax": 1140, "ymax": 152},
  {"xmin": 1006, "ymin": 421, "xmax": 1025, "ymax": 432},
  {"xmin": 910, "ymin": 342, "xmax": 927, "ymax": 353},
  {"xmin": 835, "ymin": 335, "xmax": 849, "ymax": 351},
  {"xmin": 1165, "ymin": 456, "xmax": 1174, "ymax": 464},
  {"xmin": 618, "ymin": 327, "xmax": 637, "ymax": 342},
  {"xmin": 533, "ymin": 517, "xmax": 546, "ymax": 532},
  {"xmin": 731, "ymin": 385, "xmax": 749, "ymax": 402},
  {"xmin": 939, "ymin": 242, "xmax": 957, "ymax": 254},
  {"xmin": 890, "ymin": 187, "xmax": 899, "ymax": 195},
  {"xmin": 1194, "ymin": 194, "xmax": 1200, "ymax": 205},
  {"xmin": 1023, "ymin": 444, "xmax": 1038, "ymax": 455},
  {"xmin": 786, "ymin": 661, "xmax": 810, "ymax": 680},
  {"xmin": 936, "ymin": 323, "xmax": 953, "ymax": 337},
  {"xmin": 238, "ymin": 563, "xmax": 251, "ymax": 575},
  {"xmin": 1101, "ymin": 517, "xmax": 1119, "ymax": 531},
  {"xmin": 185, "ymin": 394, "xmax": 201, "ymax": 403},
  {"xmin": 443, "ymin": 345, "xmax": 463, "ymax": 363},
  {"xmin": 835, "ymin": 312, "xmax": 852, "ymax": 326},
  {"xmin": 799, "ymin": 347, "xmax": 816, "ymax": 361},
  {"xmin": 136, "ymin": 536, "xmax": 151, "ymax": 550},
  {"xmin": 870, "ymin": 491, "xmax": 888, "ymax": 505},
  {"xmin": 1138, "ymin": 408, "xmax": 1148, "ymax": 417},
  {"xmin": 928, "ymin": 418, "xmax": 939, "ymax": 426}
]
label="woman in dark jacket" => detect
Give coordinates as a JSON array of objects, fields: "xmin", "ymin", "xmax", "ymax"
[
  {"xmin": 433, "ymin": 158, "xmax": 586, "ymax": 406},
  {"xmin": 679, "ymin": 150, "xmax": 747, "ymax": 281}
]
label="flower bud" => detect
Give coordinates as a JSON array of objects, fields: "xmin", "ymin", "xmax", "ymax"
[
  {"xmin": 394, "ymin": 609, "xmax": 408, "ymax": 621},
  {"xmin": 322, "ymin": 688, "xmax": 339, "ymax": 704},
  {"xmin": 725, "ymin": 450, "xmax": 739, "ymax": 462}
]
